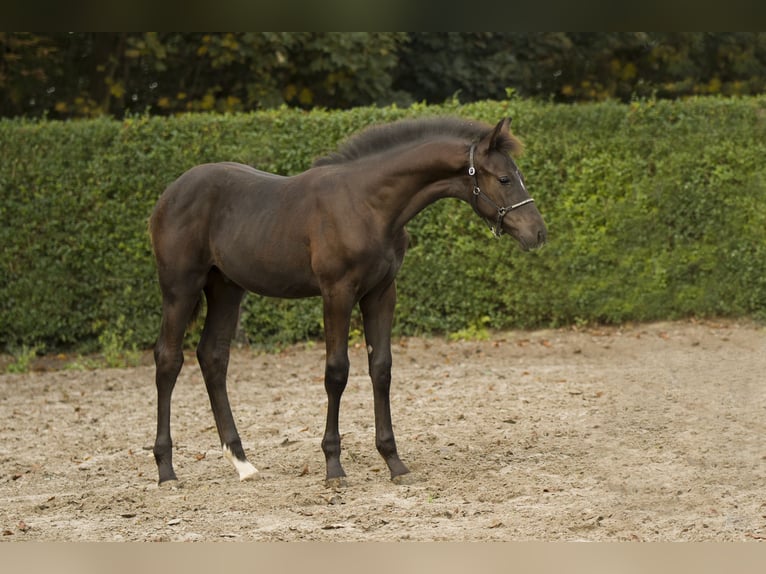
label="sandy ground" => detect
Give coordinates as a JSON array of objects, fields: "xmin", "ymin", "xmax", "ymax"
[{"xmin": 1, "ymin": 319, "xmax": 765, "ymax": 542}]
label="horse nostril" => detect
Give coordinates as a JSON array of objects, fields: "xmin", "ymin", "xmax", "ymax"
[{"xmin": 537, "ymin": 229, "xmax": 547, "ymax": 245}]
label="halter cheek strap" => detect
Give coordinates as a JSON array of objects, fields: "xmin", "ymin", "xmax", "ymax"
[{"xmin": 468, "ymin": 143, "xmax": 535, "ymax": 238}]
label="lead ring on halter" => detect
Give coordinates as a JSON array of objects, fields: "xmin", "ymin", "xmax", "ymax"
[{"xmin": 468, "ymin": 143, "xmax": 535, "ymax": 238}]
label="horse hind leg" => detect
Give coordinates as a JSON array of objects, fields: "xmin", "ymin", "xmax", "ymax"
[
  {"xmin": 153, "ymin": 289, "xmax": 202, "ymax": 484},
  {"xmin": 197, "ymin": 268, "xmax": 259, "ymax": 481},
  {"xmin": 319, "ymin": 287, "xmax": 356, "ymax": 488}
]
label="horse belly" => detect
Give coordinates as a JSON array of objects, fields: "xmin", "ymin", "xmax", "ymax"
[
  {"xmin": 214, "ymin": 246, "xmax": 320, "ymax": 299},
  {"xmin": 238, "ymin": 268, "xmax": 321, "ymax": 299}
]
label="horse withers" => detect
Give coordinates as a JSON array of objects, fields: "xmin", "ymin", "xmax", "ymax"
[{"xmin": 149, "ymin": 116, "xmax": 547, "ymax": 487}]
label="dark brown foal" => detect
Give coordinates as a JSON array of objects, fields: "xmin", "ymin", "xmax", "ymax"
[{"xmin": 149, "ymin": 116, "xmax": 547, "ymax": 486}]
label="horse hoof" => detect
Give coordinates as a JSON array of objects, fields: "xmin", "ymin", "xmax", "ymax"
[
  {"xmin": 238, "ymin": 465, "xmax": 260, "ymax": 482},
  {"xmin": 158, "ymin": 478, "xmax": 182, "ymax": 489},
  {"xmin": 223, "ymin": 445, "xmax": 260, "ymax": 481},
  {"xmin": 392, "ymin": 472, "xmax": 421, "ymax": 485},
  {"xmin": 325, "ymin": 477, "xmax": 348, "ymax": 489}
]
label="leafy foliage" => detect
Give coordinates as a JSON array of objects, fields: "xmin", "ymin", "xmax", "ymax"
[
  {"xmin": 1, "ymin": 97, "xmax": 765, "ymax": 353},
  {"xmin": 0, "ymin": 33, "xmax": 408, "ymax": 118},
  {"xmin": 3, "ymin": 33, "xmax": 766, "ymax": 118}
]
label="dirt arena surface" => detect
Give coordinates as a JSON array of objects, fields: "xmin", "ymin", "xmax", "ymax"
[{"xmin": 1, "ymin": 319, "xmax": 765, "ymax": 542}]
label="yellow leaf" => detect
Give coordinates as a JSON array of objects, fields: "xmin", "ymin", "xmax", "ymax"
[
  {"xmin": 110, "ymin": 83, "xmax": 125, "ymax": 99},
  {"xmin": 621, "ymin": 62, "xmax": 637, "ymax": 81},
  {"xmin": 225, "ymin": 95, "xmax": 241, "ymax": 111},
  {"xmin": 298, "ymin": 87, "xmax": 313, "ymax": 106},
  {"xmin": 283, "ymin": 84, "xmax": 297, "ymax": 101},
  {"xmin": 201, "ymin": 93, "xmax": 215, "ymax": 110}
]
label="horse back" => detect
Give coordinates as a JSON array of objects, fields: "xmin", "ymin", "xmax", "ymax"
[{"xmin": 150, "ymin": 162, "xmax": 321, "ymax": 297}]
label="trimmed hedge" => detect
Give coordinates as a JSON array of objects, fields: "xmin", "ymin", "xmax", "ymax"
[{"xmin": 2, "ymin": 97, "xmax": 766, "ymax": 353}]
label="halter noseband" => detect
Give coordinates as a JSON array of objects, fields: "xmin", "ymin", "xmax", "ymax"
[{"xmin": 468, "ymin": 143, "xmax": 535, "ymax": 238}]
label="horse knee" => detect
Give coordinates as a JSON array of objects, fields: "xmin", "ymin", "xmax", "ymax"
[
  {"xmin": 154, "ymin": 344, "xmax": 184, "ymax": 382},
  {"xmin": 324, "ymin": 355, "xmax": 350, "ymax": 391},
  {"xmin": 369, "ymin": 355, "xmax": 392, "ymax": 387}
]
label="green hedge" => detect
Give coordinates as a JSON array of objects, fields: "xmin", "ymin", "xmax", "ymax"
[{"xmin": 2, "ymin": 96, "xmax": 766, "ymax": 353}]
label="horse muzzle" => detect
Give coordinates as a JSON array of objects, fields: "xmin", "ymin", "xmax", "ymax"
[{"xmin": 509, "ymin": 221, "xmax": 547, "ymax": 252}]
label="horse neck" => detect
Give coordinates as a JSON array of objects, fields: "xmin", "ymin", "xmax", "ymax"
[{"xmin": 353, "ymin": 138, "xmax": 470, "ymax": 230}]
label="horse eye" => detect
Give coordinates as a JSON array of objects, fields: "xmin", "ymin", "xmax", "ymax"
[{"xmin": 498, "ymin": 176, "xmax": 511, "ymax": 185}]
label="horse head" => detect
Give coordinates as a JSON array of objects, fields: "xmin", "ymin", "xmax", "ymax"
[{"xmin": 469, "ymin": 118, "xmax": 547, "ymax": 251}]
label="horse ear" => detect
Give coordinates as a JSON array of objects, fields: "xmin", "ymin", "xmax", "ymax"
[{"xmin": 483, "ymin": 117, "xmax": 511, "ymax": 152}]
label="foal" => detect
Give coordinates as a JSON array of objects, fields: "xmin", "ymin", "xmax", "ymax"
[{"xmin": 149, "ymin": 116, "xmax": 547, "ymax": 486}]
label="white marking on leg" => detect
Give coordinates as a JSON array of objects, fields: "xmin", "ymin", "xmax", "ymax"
[
  {"xmin": 222, "ymin": 444, "xmax": 260, "ymax": 481},
  {"xmin": 367, "ymin": 345, "xmax": 373, "ymax": 355}
]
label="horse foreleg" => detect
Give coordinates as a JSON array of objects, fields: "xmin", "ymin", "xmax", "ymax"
[
  {"xmin": 320, "ymin": 290, "xmax": 354, "ymax": 487},
  {"xmin": 360, "ymin": 281, "xmax": 413, "ymax": 483},
  {"xmin": 197, "ymin": 271, "xmax": 258, "ymax": 481}
]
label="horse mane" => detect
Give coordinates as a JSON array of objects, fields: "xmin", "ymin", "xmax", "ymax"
[{"xmin": 313, "ymin": 116, "xmax": 523, "ymax": 166}]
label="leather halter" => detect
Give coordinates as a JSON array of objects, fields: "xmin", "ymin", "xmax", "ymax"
[{"xmin": 468, "ymin": 143, "xmax": 535, "ymax": 238}]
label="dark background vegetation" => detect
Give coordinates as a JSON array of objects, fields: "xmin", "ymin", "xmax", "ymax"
[
  {"xmin": 3, "ymin": 33, "xmax": 766, "ymax": 118},
  {"xmin": 1, "ymin": 33, "xmax": 765, "ymax": 358}
]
